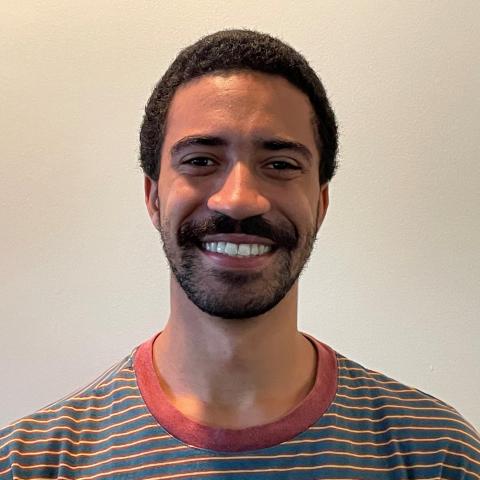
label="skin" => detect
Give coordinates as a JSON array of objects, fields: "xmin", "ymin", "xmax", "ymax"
[{"xmin": 144, "ymin": 71, "xmax": 329, "ymax": 428}]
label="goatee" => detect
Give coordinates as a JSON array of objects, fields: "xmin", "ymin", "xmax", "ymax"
[{"xmin": 160, "ymin": 213, "xmax": 317, "ymax": 319}]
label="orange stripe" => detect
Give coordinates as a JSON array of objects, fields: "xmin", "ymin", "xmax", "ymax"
[
  {"xmin": 85, "ymin": 358, "xmax": 132, "ymax": 388},
  {"xmin": 96, "ymin": 376, "xmax": 136, "ymax": 390},
  {"xmin": 284, "ymin": 434, "xmax": 480, "ymax": 455},
  {"xmin": 2, "ymin": 404, "xmax": 145, "ymax": 433},
  {"xmin": 4, "ymin": 420, "xmax": 479, "ymax": 455},
  {"xmin": 0, "ymin": 442, "xmax": 186, "ymax": 463},
  {"xmin": 336, "ymin": 362, "xmax": 383, "ymax": 374},
  {"xmin": 69, "ymin": 385, "xmax": 138, "ymax": 401},
  {"xmin": 0, "ymin": 422, "xmax": 160, "ymax": 451},
  {"xmin": 2, "ymin": 395, "xmax": 144, "ymax": 435},
  {"xmin": 3, "ymin": 432, "xmax": 479, "ymax": 465},
  {"xmin": 337, "ymin": 375, "xmax": 399, "ymax": 385},
  {"xmin": 0, "ymin": 467, "xmax": 10, "ymax": 476},
  {"xmin": 8, "ymin": 446, "xmax": 480, "ymax": 474},
  {"xmin": 323, "ymin": 412, "xmax": 474, "ymax": 432},
  {"xmin": 335, "ymin": 392, "xmax": 444, "ymax": 404},
  {"xmin": 332, "ymin": 400, "xmax": 454, "ymax": 413},
  {"xmin": 309, "ymin": 424, "xmax": 480, "ymax": 444},
  {"xmin": 0, "ymin": 433, "xmax": 188, "ymax": 462},
  {"xmin": 1, "ymin": 413, "xmax": 152, "ymax": 439},
  {"xmin": 44, "ymin": 459, "xmax": 478, "ymax": 480},
  {"xmin": 336, "ymin": 364, "xmax": 445, "ymax": 409},
  {"xmin": 40, "ymin": 395, "xmax": 143, "ymax": 415},
  {"xmin": 340, "ymin": 384, "xmax": 419, "ymax": 394}
]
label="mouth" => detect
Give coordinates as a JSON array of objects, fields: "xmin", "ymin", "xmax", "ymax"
[
  {"xmin": 193, "ymin": 239, "xmax": 279, "ymax": 270},
  {"xmin": 200, "ymin": 241, "xmax": 278, "ymax": 258}
]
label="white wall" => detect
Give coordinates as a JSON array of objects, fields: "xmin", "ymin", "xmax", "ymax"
[{"xmin": 1, "ymin": 1, "xmax": 478, "ymax": 429}]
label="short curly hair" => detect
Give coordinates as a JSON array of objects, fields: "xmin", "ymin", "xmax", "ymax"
[{"xmin": 140, "ymin": 29, "xmax": 338, "ymax": 184}]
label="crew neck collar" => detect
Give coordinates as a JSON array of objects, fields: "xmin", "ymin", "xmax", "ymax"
[{"xmin": 134, "ymin": 332, "xmax": 337, "ymax": 452}]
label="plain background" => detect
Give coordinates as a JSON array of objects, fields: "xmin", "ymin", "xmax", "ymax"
[{"xmin": 0, "ymin": 1, "xmax": 479, "ymax": 429}]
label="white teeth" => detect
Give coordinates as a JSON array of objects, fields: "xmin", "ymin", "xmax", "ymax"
[
  {"xmin": 238, "ymin": 244, "xmax": 251, "ymax": 256},
  {"xmin": 224, "ymin": 243, "xmax": 238, "ymax": 256},
  {"xmin": 202, "ymin": 241, "xmax": 272, "ymax": 257}
]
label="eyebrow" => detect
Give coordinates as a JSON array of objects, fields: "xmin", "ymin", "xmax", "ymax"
[
  {"xmin": 170, "ymin": 135, "xmax": 313, "ymax": 162},
  {"xmin": 170, "ymin": 136, "xmax": 228, "ymax": 157},
  {"xmin": 259, "ymin": 138, "xmax": 312, "ymax": 162}
]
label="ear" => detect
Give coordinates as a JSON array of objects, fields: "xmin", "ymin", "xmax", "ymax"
[
  {"xmin": 144, "ymin": 176, "xmax": 160, "ymax": 231},
  {"xmin": 316, "ymin": 182, "xmax": 329, "ymax": 231}
]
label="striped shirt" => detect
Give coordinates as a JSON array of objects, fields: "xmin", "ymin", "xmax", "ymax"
[{"xmin": 1, "ymin": 332, "xmax": 479, "ymax": 479}]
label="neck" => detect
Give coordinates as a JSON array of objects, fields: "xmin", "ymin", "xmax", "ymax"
[{"xmin": 152, "ymin": 278, "xmax": 317, "ymax": 428}]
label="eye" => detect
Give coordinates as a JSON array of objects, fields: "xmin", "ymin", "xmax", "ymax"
[
  {"xmin": 183, "ymin": 156, "xmax": 216, "ymax": 167},
  {"xmin": 178, "ymin": 155, "xmax": 218, "ymax": 176},
  {"xmin": 266, "ymin": 160, "xmax": 301, "ymax": 170}
]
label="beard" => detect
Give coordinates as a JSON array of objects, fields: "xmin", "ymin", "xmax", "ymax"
[{"xmin": 159, "ymin": 213, "xmax": 317, "ymax": 319}]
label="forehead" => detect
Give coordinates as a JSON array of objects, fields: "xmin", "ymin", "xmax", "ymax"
[{"xmin": 162, "ymin": 71, "xmax": 317, "ymax": 154}]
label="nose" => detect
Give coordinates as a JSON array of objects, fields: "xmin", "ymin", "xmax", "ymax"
[{"xmin": 207, "ymin": 161, "xmax": 271, "ymax": 220}]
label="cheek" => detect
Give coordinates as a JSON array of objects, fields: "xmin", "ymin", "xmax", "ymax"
[
  {"xmin": 283, "ymin": 191, "xmax": 318, "ymax": 225},
  {"xmin": 159, "ymin": 179, "xmax": 205, "ymax": 225}
]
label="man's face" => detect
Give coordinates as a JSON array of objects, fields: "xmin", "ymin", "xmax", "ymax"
[{"xmin": 145, "ymin": 71, "xmax": 328, "ymax": 319}]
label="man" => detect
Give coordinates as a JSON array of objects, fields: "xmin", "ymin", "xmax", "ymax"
[{"xmin": 1, "ymin": 29, "xmax": 478, "ymax": 479}]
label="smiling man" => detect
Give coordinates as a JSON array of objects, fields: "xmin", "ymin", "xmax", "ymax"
[
  {"xmin": 149, "ymin": 72, "xmax": 325, "ymax": 319},
  {"xmin": 1, "ymin": 30, "xmax": 479, "ymax": 479}
]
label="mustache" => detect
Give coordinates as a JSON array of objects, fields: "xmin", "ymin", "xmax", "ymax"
[{"xmin": 177, "ymin": 214, "xmax": 298, "ymax": 249}]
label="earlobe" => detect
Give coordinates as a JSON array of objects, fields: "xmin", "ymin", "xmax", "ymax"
[{"xmin": 144, "ymin": 176, "xmax": 160, "ymax": 231}]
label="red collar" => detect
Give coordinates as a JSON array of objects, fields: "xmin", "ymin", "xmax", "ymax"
[{"xmin": 134, "ymin": 332, "xmax": 337, "ymax": 452}]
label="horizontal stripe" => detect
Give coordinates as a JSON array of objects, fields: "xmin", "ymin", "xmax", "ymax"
[
  {"xmin": 8, "ymin": 447, "xmax": 480, "ymax": 474},
  {"xmin": 338, "ymin": 384, "xmax": 419, "ymax": 393},
  {"xmin": 337, "ymin": 375, "xmax": 400, "ymax": 385},
  {"xmin": 0, "ymin": 437, "xmax": 186, "ymax": 462},
  {"xmin": 323, "ymin": 412, "xmax": 474, "ymax": 431},
  {"xmin": 68, "ymin": 385, "xmax": 138, "ymax": 401},
  {"xmin": 3, "ymin": 404, "xmax": 144, "ymax": 431},
  {"xmin": 309, "ymin": 424, "xmax": 480, "ymax": 444},
  {"xmin": 2, "ymin": 412, "xmax": 152, "ymax": 439},
  {"xmin": 0, "ymin": 423, "xmax": 161, "ymax": 450},
  {"xmin": 4, "ymin": 432, "xmax": 479, "ymax": 464},
  {"xmin": 43, "ymin": 460, "xmax": 479, "ymax": 480},
  {"xmin": 284, "ymin": 434, "xmax": 480, "ymax": 455},
  {"xmin": 0, "ymin": 395, "xmax": 144, "ymax": 440},
  {"xmin": 335, "ymin": 392, "xmax": 445, "ymax": 404},
  {"xmin": 332, "ymin": 400, "xmax": 455, "ymax": 413},
  {"xmin": 39, "ymin": 395, "xmax": 143, "ymax": 415},
  {"xmin": 96, "ymin": 376, "xmax": 136, "ymax": 389}
]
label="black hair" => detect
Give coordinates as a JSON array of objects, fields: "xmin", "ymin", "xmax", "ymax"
[{"xmin": 140, "ymin": 29, "xmax": 338, "ymax": 184}]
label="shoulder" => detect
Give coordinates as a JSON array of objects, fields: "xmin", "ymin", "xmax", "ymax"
[
  {"xmin": 0, "ymin": 348, "xmax": 139, "ymax": 476},
  {"xmin": 334, "ymin": 353, "xmax": 472, "ymax": 415},
  {"xmin": 328, "ymin": 352, "xmax": 480, "ymax": 478}
]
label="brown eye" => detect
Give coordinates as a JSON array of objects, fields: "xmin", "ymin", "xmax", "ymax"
[
  {"xmin": 267, "ymin": 160, "xmax": 300, "ymax": 170},
  {"xmin": 185, "ymin": 157, "xmax": 216, "ymax": 167}
]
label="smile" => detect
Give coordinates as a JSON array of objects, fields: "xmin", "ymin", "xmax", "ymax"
[{"xmin": 202, "ymin": 241, "xmax": 273, "ymax": 257}]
